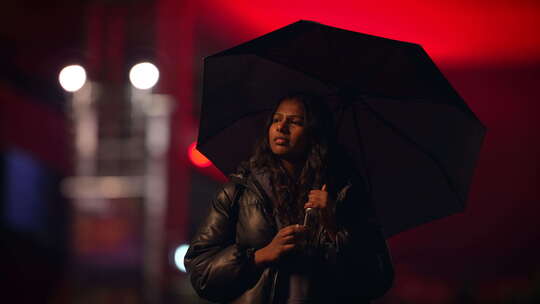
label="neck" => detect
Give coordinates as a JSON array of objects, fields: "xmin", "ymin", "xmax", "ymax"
[{"xmin": 280, "ymin": 158, "xmax": 302, "ymax": 180}]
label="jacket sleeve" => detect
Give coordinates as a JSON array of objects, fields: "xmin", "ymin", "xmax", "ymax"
[
  {"xmin": 315, "ymin": 180, "xmax": 394, "ymax": 300},
  {"xmin": 184, "ymin": 182, "xmax": 259, "ymax": 302}
]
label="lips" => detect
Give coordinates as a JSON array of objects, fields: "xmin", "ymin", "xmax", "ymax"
[{"xmin": 274, "ymin": 137, "xmax": 289, "ymax": 145}]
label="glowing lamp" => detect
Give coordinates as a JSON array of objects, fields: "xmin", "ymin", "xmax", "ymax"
[
  {"xmin": 173, "ymin": 244, "xmax": 190, "ymax": 273},
  {"xmin": 59, "ymin": 65, "xmax": 87, "ymax": 92},
  {"xmin": 188, "ymin": 142, "xmax": 211, "ymax": 168},
  {"xmin": 129, "ymin": 62, "xmax": 159, "ymax": 90}
]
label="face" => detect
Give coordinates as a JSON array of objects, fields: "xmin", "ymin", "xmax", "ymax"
[{"xmin": 268, "ymin": 98, "xmax": 308, "ymax": 160}]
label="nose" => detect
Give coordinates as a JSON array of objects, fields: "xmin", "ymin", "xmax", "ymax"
[{"xmin": 276, "ymin": 121, "xmax": 289, "ymax": 133}]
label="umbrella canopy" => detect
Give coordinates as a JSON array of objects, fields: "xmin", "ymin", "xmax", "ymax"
[{"xmin": 198, "ymin": 20, "xmax": 486, "ymax": 238}]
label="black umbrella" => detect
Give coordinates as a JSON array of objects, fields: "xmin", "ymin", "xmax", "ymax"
[{"xmin": 197, "ymin": 20, "xmax": 486, "ymax": 238}]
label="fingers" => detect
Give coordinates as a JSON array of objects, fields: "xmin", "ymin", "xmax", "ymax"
[
  {"xmin": 308, "ymin": 184, "xmax": 326, "ymax": 195},
  {"xmin": 281, "ymin": 244, "xmax": 295, "ymax": 252},
  {"xmin": 278, "ymin": 226, "xmax": 304, "ymax": 247},
  {"xmin": 304, "ymin": 202, "xmax": 315, "ymax": 209},
  {"xmin": 308, "ymin": 190, "xmax": 328, "ymax": 198},
  {"xmin": 306, "ymin": 185, "xmax": 329, "ymax": 209},
  {"xmin": 280, "ymin": 224, "xmax": 305, "ymax": 236},
  {"xmin": 281, "ymin": 235, "xmax": 295, "ymax": 244},
  {"xmin": 308, "ymin": 190, "xmax": 327, "ymax": 196},
  {"xmin": 306, "ymin": 194, "xmax": 327, "ymax": 208},
  {"xmin": 307, "ymin": 193, "xmax": 325, "ymax": 201}
]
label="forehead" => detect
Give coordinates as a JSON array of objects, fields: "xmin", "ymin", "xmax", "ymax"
[{"xmin": 275, "ymin": 98, "xmax": 305, "ymax": 116}]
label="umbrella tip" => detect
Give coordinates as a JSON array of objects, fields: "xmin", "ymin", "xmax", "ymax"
[{"xmin": 297, "ymin": 19, "xmax": 321, "ymax": 25}]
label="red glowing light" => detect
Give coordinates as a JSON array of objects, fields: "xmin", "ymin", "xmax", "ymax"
[
  {"xmin": 188, "ymin": 142, "xmax": 212, "ymax": 168},
  {"xmin": 199, "ymin": 0, "xmax": 540, "ymax": 66}
]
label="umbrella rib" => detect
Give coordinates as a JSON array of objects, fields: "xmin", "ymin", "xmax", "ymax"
[
  {"xmin": 357, "ymin": 98, "xmax": 465, "ymax": 208},
  {"xmin": 255, "ymin": 54, "xmax": 341, "ymax": 89}
]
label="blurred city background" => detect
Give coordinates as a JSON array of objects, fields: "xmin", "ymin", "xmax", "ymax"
[{"xmin": 1, "ymin": 0, "xmax": 539, "ymax": 303}]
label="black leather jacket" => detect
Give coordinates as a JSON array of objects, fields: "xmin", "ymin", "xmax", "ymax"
[{"xmin": 185, "ymin": 167, "xmax": 394, "ymax": 303}]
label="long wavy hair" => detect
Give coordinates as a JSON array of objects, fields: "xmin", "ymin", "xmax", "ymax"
[{"xmin": 249, "ymin": 93, "xmax": 341, "ymax": 225}]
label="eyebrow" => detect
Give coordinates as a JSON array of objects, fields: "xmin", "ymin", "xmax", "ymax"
[{"xmin": 273, "ymin": 113, "xmax": 304, "ymax": 119}]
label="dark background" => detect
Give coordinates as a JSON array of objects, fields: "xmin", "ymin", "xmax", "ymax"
[{"xmin": 1, "ymin": 0, "xmax": 539, "ymax": 303}]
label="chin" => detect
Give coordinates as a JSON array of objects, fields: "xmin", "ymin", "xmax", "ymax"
[{"xmin": 271, "ymin": 148, "xmax": 288, "ymax": 156}]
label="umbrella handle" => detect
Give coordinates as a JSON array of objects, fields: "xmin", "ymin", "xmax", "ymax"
[{"xmin": 303, "ymin": 207, "xmax": 317, "ymax": 227}]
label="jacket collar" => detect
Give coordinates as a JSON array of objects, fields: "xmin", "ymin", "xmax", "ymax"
[{"xmin": 230, "ymin": 164, "xmax": 277, "ymax": 224}]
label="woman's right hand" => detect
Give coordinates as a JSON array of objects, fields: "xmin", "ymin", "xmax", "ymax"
[{"xmin": 254, "ymin": 224, "xmax": 305, "ymax": 266}]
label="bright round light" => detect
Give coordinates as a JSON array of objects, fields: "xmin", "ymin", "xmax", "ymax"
[
  {"xmin": 188, "ymin": 142, "xmax": 212, "ymax": 168},
  {"xmin": 59, "ymin": 65, "xmax": 87, "ymax": 92},
  {"xmin": 174, "ymin": 244, "xmax": 190, "ymax": 273},
  {"xmin": 129, "ymin": 62, "xmax": 159, "ymax": 89}
]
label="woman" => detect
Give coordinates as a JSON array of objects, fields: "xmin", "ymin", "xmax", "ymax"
[{"xmin": 185, "ymin": 94, "xmax": 394, "ymax": 303}]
